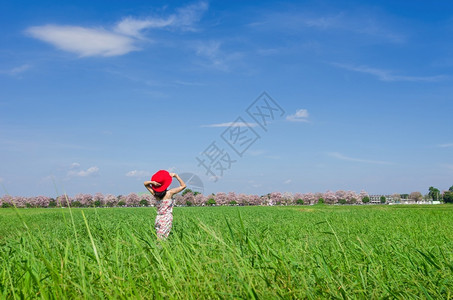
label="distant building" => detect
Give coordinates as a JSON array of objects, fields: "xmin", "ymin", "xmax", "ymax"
[{"xmin": 369, "ymin": 195, "xmax": 393, "ymax": 204}]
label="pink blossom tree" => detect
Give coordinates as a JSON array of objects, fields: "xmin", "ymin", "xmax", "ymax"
[
  {"xmin": 140, "ymin": 194, "xmax": 155, "ymax": 207},
  {"xmin": 303, "ymin": 192, "xmax": 316, "ymax": 205},
  {"xmin": 282, "ymin": 192, "xmax": 293, "ymax": 206},
  {"xmin": 11, "ymin": 196, "xmax": 27, "ymax": 208},
  {"xmin": 93, "ymin": 193, "xmax": 104, "ymax": 207},
  {"xmin": 323, "ymin": 190, "xmax": 337, "ymax": 204},
  {"xmin": 103, "ymin": 194, "xmax": 117, "ymax": 207},
  {"xmin": 248, "ymin": 194, "xmax": 261, "ymax": 206},
  {"xmin": 314, "ymin": 192, "xmax": 324, "ymax": 204},
  {"xmin": 30, "ymin": 196, "xmax": 50, "ymax": 208},
  {"xmin": 57, "ymin": 195, "xmax": 71, "ymax": 207},
  {"xmin": 126, "ymin": 193, "xmax": 140, "ymax": 207},
  {"xmin": 345, "ymin": 190, "xmax": 358, "ymax": 204},
  {"xmin": 335, "ymin": 190, "xmax": 347, "ymax": 204},
  {"xmin": 117, "ymin": 195, "xmax": 127, "ymax": 206},
  {"xmin": 358, "ymin": 190, "xmax": 369, "ymax": 204},
  {"xmin": 183, "ymin": 191, "xmax": 195, "ymax": 206},
  {"xmin": 173, "ymin": 194, "xmax": 184, "ymax": 206},
  {"xmin": 73, "ymin": 194, "xmax": 93, "ymax": 207},
  {"xmin": 269, "ymin": 192, "xmax": 282, "ymax": 205},
  {"xmin": 227, "ymin": 192, "xmax": 238, "ymax": 205},
  {"xmin": 194, "ymin": 193, "xmax": 206, "ymax": 206},
  {"xmin": 214, "ymin": 192, "xmax": 228, "ymax": 206},
  {"xmin": 293, "ymin": 192, "xmax": 304, "ymax": 205},
  {"xmin": 237, "ymin": 193, "xmax": 249, "ymax": 206}
]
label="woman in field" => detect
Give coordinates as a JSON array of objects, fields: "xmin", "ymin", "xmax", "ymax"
[{"xmin": 144, "ymin": 170, "xmax": 186, "ymax": 239}]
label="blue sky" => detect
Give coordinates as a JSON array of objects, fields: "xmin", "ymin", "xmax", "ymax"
[{"xmin": 1, "ymin": 0, "xmax": 453, "ymax": 197}]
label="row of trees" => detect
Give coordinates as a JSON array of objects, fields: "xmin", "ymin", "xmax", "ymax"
[
  {"xmin": 0, "ymin": 190, "xmax": 369, "ymax": 208},
  {"xmin": 2, "ymin": 186, "xmax": 451, "ymax": 208}
]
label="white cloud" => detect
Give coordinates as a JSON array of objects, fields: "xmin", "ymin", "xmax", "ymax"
[
  {"xmin": 114, "ymin": 1, "xmax": 208, "ymax": 37},
  {"xmin": 201, "ymin": 121, "xmax": 258, "ymax": 128},
  {"xmin": 194, "ymin": 40, "xmax": 243, "ymax": 71},
  {"xmin": 331, "ymin": 63, "xmax": 447, "ymax": 82},
  {"xmin": 0, "ymin": 177, "xmax": 3, "ymax": 183},
  {"xmin": 26, "ymin": 25, "xmax": 137, "ymax": 57},
  {"xmin": 126, "ymin": 170, "xmax": 151, "ymax": 177},
  {"xmin": 251, "ymin": 10, "xmax": 405, "ymax": 44},
  {"xmin": 286, "ymin": 109, "xmax": 309, "ymax": 122},
  {"xmin": 68, "ymin": 166, "xmax": 99, "ymax": 177},
  {"xmin": 70, "ymin": 162, "xmax": 81, "ymax": 169},
  {"xmin": 26, "ymin": 2, "xmax": 208, "ymax": 57},
  {"xmin": 114, "ymin": 18, "xmax": 174, "ymax": 37},
  {"xmin": 327, "ymin": 152, "xmax": 392, "ymax": 165},
  {"xmin": 284, "ymin": 179, "xmax": 292, "ymax": 184},
  {"xmin": 0, "ymin": 64, "xmax": 31, "ymax": 76},
  {"xmin": 437, "ymin": 143, "xmax": 453, "ymax": 148}
]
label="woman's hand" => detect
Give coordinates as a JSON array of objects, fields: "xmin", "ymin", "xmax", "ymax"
[
  {"xmin": 169, "ymin": 172, "xmax": 177, "ymax": 177},
  {"xmin": 151, "ymin": 181, "xmax": 161, "ymax": 187}
]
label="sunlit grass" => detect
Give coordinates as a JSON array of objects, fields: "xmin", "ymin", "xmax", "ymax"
[{"xmin": 0, "ymin": 205, "xmax": 452, "ymax": 298}]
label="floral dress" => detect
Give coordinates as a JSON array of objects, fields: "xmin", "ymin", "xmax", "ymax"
[{"xmin": 155, "ymin": 198, "xmax": 174, "ymax": 239}]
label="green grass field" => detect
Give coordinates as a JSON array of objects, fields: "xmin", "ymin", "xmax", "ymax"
[{"xmin": 0, "ymin": 205, "xmax": 452, "ymax": 299}]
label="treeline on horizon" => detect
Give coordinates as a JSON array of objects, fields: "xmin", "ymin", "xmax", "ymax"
[{"xmin": 1, "ymin": 185, "xmax": 452, "ymax": 208}]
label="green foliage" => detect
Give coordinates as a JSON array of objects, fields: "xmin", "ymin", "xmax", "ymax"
[
  {"xmin": 1, "ymin": 202, "xmax": 12, "ymax": 208},
  {"xmin": 139, "ymin": 199, "xmax": 149, "ymax": 207},
  {"xmin": 207, "ymin": 198, "xmax": 216, "ymax": 206},
  {"xmin": 400, "ymin": 194, "xmax": 409, "ymax": 199},
  {"xmin": 317, "ymin": 198, "xmax": 325, "ymax": 204},
  {"xmin": 0, "ymin": 205, "xmax": 452, "ymax": 299},
  {"xmin": 339, "ymin": 199, "xmax": 347, "ymax": 205},
  {"xmin": 229, "ymin": 200, "xmax": 237, "ymax": 205},
  {"xmin": 182, "ymin": 189, "xmax": 193, "ymax": 196},
  {"xmin": 296, "ymin": 199, "xmax": 304, "ymax": 205},
  {"xmin": 443, "ymin": 191, "xmax": 453, "ymax": 203},
  {"xmin": 362, "ymin": 196, "xmax": 370, "ymax": 203},
  {"xmin": 71, "ymin": 201, "xmax": 82, "ymax": 207},
  {"xmin": 380, "ymin": 196, "xmax": 386, "ymax": 203},
  {"xmin": 185, "ymin": 201, "xmax": 192, "ymax": 206},
  {"xmin": 193, "ymin": 191, "xmax": 200, "ymax": 196},
  {"xmin": 94, "ymin": 200, "xmax": 102, "ymax": 207},
  {"xmin": 117, "ymin": 201, "xmax": 126, "ymax": 207},
  {"xmin": 48, "ymin": 199, "xmax": 57, "ymax": 208},
  {"xmin": 449, "ymin": 185, "xmax": 453, "ymax": 192},
  {"xmin": 428, "ymin": 187, "xmax": 441, "ymax": 201}
]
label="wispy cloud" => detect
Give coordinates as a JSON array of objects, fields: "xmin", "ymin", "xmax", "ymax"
[
  {"xmin": 286, "ymin": 109, "xmax": 309, "ymax": 122},
  {"xmin": 26, "ymin": 25, "xmax": 137, "ymax": 57},
  {"xmin": 201, "ymin": 121, "xmax": 258, "ymax": 128},
  {"xmin": 126, "ymin": 170, "xmax": 151, "ymax": 178},
  {"xmin": 284, "ymin": 179, "xmax": 292, "ymax": 184},
  {"xmin": 437, "ymin": 143, "xmax": 453, "ymax": 148},
  {"xmin": 0, "ymin": 64, "xmax": 31, "ymax": 76},
  {"xmin": 327, "ymin": 152, "xmax": 392, "ymax": 165},
  {"xmin": 114, "ymin": 1, "xmax": 208, "ymax": 37},
  {"xmin": 26, "ymin": 1, "xmax": 208, "ymax": 57},
  {"xmin": 68, "ymin": 165, "xmax": 99, "ymax": 177},
  {"xmin": 194, "ymin": 40, "xmax": 243, "ymax": 71},
  {"xmin": 331, "ymin": 63, "xmax": 447, "ymax": 82},
  {"xmin": 250, "ymin": 10, "xmax": 405, "ymax": 43},
  {"xmin": 70, "ymin": 162, "xmax": 81, "ymax": 169}
]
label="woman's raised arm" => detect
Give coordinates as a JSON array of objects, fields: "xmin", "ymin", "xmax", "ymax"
[
  {"xmin": 144, "ymin": 180, "xmax": 161, "ymax": 196},
  {"xmin": 168, "ymin": 173, "xmax": 186, "ymax": 195}
]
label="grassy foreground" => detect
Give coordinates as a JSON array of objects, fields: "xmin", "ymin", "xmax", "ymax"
[{"xmin": 0, "ymin": 205, "xmax": 452, "ymax": 299}]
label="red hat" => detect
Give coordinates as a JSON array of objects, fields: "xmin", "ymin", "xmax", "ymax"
[{"xmin": 151, "ymin": 170, "xmax": 172, "ymax": 192}]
